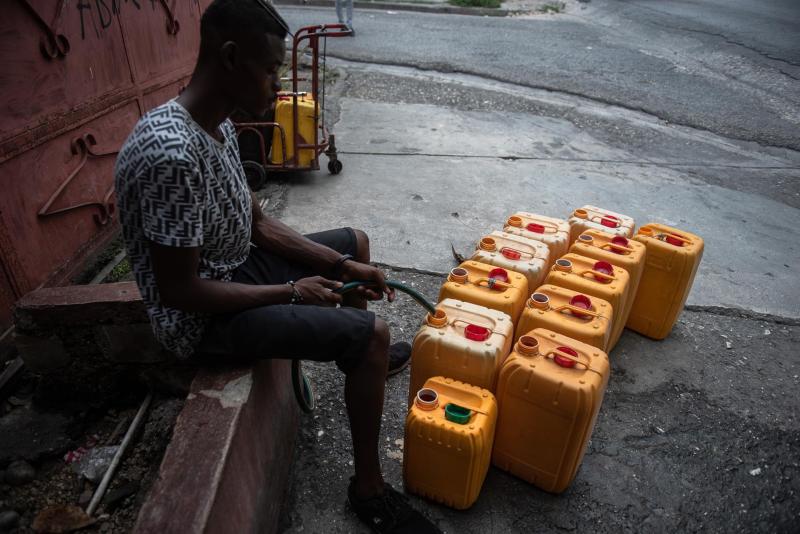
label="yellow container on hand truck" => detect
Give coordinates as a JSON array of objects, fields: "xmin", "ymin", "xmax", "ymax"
[
  {"xmin": 544, "ymin": 253, "xmax": 630, "ymax": 351},
  {"xmin": 626, "ymin": 223, "xmax": 704, "ymax": 340},
  {"xmin": 470, "ymin": 231, "xmax": 551, "ymax": 293},
  {"xmin": 569, "ymin": 229, "xmax": 646, "ymax": 344},
  {"xmin": 492, "ymin": 329, "xmax": 610, "ymax": 493},
  {"xmin": 567, "ymin": 205, "xmax": 635, "ymax": 243},
  {"xmin": 404, "ymin": 376, "xmax": 497, "ymax": 509},
  {"xmin": 439, "ymin": 261, "xmax": 529, "ymax": 324},
  {"xmin": 271, "ymin": 94, "xmax": 318, "ymax": 167},
  {"xmin": 517, "ymin": 285, "xmax": 613, "ymax": 352},
  {"xmin": 503, "ymin": 212, "xmax": 571, "ymax": 260},
  {"xmin": 408, "ymin": 298, "xmax": 513, "ymax": 404}
]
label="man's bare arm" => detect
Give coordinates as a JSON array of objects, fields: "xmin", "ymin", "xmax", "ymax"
[{"xmin": 149, "ymin": 242, "xmax": 294, "ymax": 313}]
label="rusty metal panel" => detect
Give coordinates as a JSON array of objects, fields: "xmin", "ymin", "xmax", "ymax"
[
  {"xmin": 0, "ymin": 1, "xmax": 206, "ymax": 330},
  {"xmin": 0, "ymin": 262, "xmax": 15, "ymax": 328},
  {"xmin": 0, "ymin": 0, "xmax": 133, "ymax": 144},
  {"xmin": 0, "ymin": 103, "xmax": 140, "ymax": 306},
  {"xmin": 119, "ymin": 1, "xmax": 201, "ymax": 84}
]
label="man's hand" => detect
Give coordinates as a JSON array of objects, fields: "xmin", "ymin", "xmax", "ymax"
[
  {"xmin": 295, "ymin": 276, "xmax": 344, "ymax": 306},
  {"xmin": 340, "ymin": 261, "xmax": 396, "ymax": 302}
]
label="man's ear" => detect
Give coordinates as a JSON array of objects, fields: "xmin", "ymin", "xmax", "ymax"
[{"xmin": 220, "ymin": 40, "xmax": 238, "ymax": 72}]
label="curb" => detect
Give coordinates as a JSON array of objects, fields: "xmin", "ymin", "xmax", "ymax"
[
  {"xmin": 134, "ymin": 361, "xmax": 300, "ymax": 534},
  {"xmin": 275, "ymin": 0, "xmax": 524, "ymax": 17}
]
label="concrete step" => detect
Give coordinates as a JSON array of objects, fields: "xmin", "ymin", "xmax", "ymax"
[{"xmin": 135, "ymin": 360, "xmax": 300, "ymax": 534}]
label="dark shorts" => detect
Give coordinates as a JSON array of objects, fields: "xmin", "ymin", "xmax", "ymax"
[{"xmin": 195, "ymin": 228, "xmax": 376, "ymax": 373}]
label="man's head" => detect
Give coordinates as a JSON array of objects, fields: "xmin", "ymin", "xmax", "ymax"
[{"xmin": 199, "ymin": 0, "xmax": 289, "ymax": 115}]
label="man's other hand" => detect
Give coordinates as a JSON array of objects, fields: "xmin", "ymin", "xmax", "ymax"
[
  {"xmin": 295, "ymin": 276, "xmax": 344, "ymax": 306},
  {"xmin": 340, "ymin": 262, "xmax": 395, "ymax": 302}
]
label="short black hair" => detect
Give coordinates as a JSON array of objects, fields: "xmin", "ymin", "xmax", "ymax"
[{"xmin": 199, "ymin": 0, "xmax": 289, "ymax": 61}]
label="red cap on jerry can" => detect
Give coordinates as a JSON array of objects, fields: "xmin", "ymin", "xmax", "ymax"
[
  {"xmin": 569, "ymin": 294, "xmax": 592, "ymax": 317},
  {"xmin": 488, "ymin": 268, "xmax": 509, "ymax": 283},
  {"xmin": 464, "ymin": 324, "xmax": 490, "ymax": 341},
  {"xmin": 593, "ymin": 261, "xmax": 613, "ymax": 281},
  {"xmin": 666, "ymin": 234, "xmax": 685, "ymax": 247},
  {"xmin": 611, "ymin": 236, "xmax": 629, "ymax": 253},
  {"xmin": 601, "ymin": 215, "xmax": 620, "ymax": 228},
  {"xmin": 554, "ymin": 346, "xmax": 578, "ymax": 368},
  {"xmin": 526, "ymin": 223, "xmax": 545, "ymax": 233}
]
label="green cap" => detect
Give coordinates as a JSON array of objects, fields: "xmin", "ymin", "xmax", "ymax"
[{"xmin": 444, "ymin": 403, "xmax": 472, "ymax": 425}]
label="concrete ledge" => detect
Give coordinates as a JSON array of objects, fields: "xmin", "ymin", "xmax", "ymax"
[
  {"xmin": 14, "ymin": 282, "xmax": 146, "ymax": 330},
  {"xmin": 134, "ymin": 360, "xmax": 300, "ymax": 534}
]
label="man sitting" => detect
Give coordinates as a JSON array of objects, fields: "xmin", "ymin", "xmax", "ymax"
[{"xmin": 114, "ymin": 1, "xmax": 440, "ymax": 532}]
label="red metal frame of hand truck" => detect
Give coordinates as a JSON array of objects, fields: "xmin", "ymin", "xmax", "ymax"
[{"xmin": 233, "ymin": 23, "xmax": 352, "ymax": 172}]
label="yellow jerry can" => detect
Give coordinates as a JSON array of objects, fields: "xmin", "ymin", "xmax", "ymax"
[
  {"xmin": 408, "ymin": 298, "xmax": 513, "ymax": 404},
  {"xmin": 627, "ymin": 223, "xmax": 704, "ymax": 340},
  {"xmin": 503, "ymin": 212, "xmax": 571, "ymax": 260},
  {"xmin": 492, "ymin": 329, "xmax": 610, "ymax": 493},
  {"xmin": 404, "ymin": 376, "xmax": 498, "ymax": 510},
  {"xmin": 567, "ymin": 205, "xmax": 635, "ymax": 243},
  {"xmin": 439, "ymin": 261, "xmax": 529, "ymax": 325},
  {"xmin": 517, "ymin": 284, "xmax": 613, "ymax": 352},
  {"xmin": 569, "ymin": 229, "xmax": 646, "ymax": 345},
  {"xmin": 271, "ymin": 95, "xmax": 318, "ymax": 166},
  {"xmin": 470, "ymin": 231, "xmax": 551, "ymax": 293},
  {"xmin": 544, "ymin": 253, "xmax": 630, "ymax": 352}
]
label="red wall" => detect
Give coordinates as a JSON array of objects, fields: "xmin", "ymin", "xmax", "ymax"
[{"xmin": 0, "ymin": 0, "xmax": 207, "ymax": 328}]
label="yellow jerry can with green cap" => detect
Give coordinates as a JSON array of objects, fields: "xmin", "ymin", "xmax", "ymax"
[
  {"xmin": 408, "ymin": 298, "xmax": 513, "ymax": 404},
  {"xmin": 439, "ymin": 261, "xmax": 529, "ymax": 325},
  {"xmin": 492, "ymin": 329, "xmax": 610, "ymax": 493},
  {"xmin": 271, "ymin": 94, "xmax": 318, "ymax": 166},
  {"xmin": 503, "ymin": 212, "xmax": 571, "ymax": 260},
  {"xmin": 404, "ymin": 376, "xmax": 498, "ymax": 510},
  {"xmin": 569, "ymin": 229, "xmax": 646, "ymax": 346},
  {"xmin": 517, "ymin": 284, "xmax": 613, "ymax": 352},
  {"xmin": 470, "ymin": 231, "xmax": 551, "ymax": 293},
  {"xmin": 627, "ymin": 223, "xmax": 704, "ymax": 340},
  {"xmin": 567, "ymin": 205, "xmax": 635, "ymax": 244},
  {"xmin": 544, "ymin": 253, "xmax": 630, "ymax": 352}
]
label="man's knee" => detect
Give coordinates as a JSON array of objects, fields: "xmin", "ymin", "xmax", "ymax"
[
  {"xmin": 352, "ymin": 228, "xmax": 370, "ymax": 262},
  {"xmin": 362, "ymin": 318, "xmax": 389, "ymax": 371}
]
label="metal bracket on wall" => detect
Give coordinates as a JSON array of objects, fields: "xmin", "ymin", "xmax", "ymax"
[
  {"xmin": 18, "ymin": 0, "xmax": 70, "ymax": 60},
  {"xmin": 38, "ymin": 134, "xmax": 118, "ymax": 226},
  {"xmin": 159, "ymin": 0, "xmax": 180, "ymax": 36}
]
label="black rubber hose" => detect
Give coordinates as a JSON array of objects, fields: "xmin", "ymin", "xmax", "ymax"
[
  {"xmin": 292, "ymin": 279, "xmax": 437, "ymax": 412},
  {"xmin": 334, "ymin": 280, "xmax": 437, "ymax": 315}
]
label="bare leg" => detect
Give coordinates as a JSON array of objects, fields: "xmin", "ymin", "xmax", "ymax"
[{"xmin": 346, "ymin": 317, "xmax": 390, "ymax": 498}]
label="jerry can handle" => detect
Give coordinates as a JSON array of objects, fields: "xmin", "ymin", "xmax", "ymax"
[
  {"xmin": 506, "ymin": 216, "xmax": 559, "ymax": 234},
  {"xmin": 528, "ymin": 222, "xmax": 559, "ymax": 234},
  {"xmin": 552, "ymin": 304, "xmax": 603, "ymax": 319},
  {"xmin": 451, "ymin": 319, "xmax": 508, "ymax": 339},
  {"xmin": 545, "ymin": 349, "xmax": 604, "ymax": 377},
  {"xmin": 580, "ymin": 269, "xmax": 615, "ymax": 282},
  {"xmin": 475, "ymin": 277, "xmax": 512, "ymax": 291},
  {"xmin": 592, "ymin": 214, "xmax": 621, "ymax": 228},
  {"xmin": 657, "ymin": 232, "xmax": 692, "ymax": 246},
  {"xmin": 500, "ymin": 246, "xmax": 534, "ymax": 260},
  {"xmin": 601, "ymin": 242, "xmax": 635, "ymax": 253}
]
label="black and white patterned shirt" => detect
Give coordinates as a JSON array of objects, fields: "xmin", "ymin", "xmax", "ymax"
[{"xmin": 114, "ymin": 100, "xmax": 252, "ymax": 358}]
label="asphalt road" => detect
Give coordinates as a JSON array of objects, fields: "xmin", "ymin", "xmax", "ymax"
[
  {"xmin": 270, "ymin": 2, "xmax": 800, "ymax": 532},
  {"xmin": 280, "ymin": 0, "xmax": 800, "ymax": 150}
]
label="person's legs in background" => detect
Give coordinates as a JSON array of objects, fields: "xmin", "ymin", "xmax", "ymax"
[{"xmin": 336, "ymin": 0, "xmax": 354, "ymax": 34}]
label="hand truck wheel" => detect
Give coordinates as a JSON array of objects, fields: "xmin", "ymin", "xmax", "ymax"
[{"xmin": 328, "ymin": 159, "xmax": 343, "ymax": 175}]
